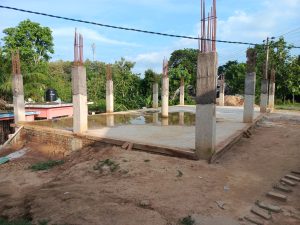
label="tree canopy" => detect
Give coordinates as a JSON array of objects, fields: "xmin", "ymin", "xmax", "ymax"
[{"xmin": 2, "ymin": 19, "xmax": 54, "ymax": 66}]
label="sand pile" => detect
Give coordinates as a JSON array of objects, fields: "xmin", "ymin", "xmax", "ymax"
[{"xmin": 224, "ymin": 95, "xmax": 244, "ymax": 106}]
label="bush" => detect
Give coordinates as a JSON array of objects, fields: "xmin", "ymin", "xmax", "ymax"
[{"xmin": 29, "ymin": 160, "xmax": 64, "ymax": 171}]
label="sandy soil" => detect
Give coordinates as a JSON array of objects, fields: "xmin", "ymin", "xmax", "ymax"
[{"xmin": 0, "ymin": 112, "xmax": 299, "ymax": 225}]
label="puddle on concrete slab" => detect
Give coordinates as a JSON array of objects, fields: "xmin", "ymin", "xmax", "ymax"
[{"xmin": 30, "ymin": 112, "xmax": 197, "ymax": 130}]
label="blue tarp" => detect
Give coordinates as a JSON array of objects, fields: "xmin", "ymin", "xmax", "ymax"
[{"xmin": 0, "ymin": 111, "xmax": 39, "ymax": 119}]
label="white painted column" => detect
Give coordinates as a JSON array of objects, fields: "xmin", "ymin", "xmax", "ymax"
[
  {"xmin": 219, "ymin": 80, "xmax": 225, "ymax": 106},
  {"xmin": 12, "ymin": 74, "xmax": 25, "ymax": 123},
  {"xmin": 161, "ymin": 76, "xmax": 169, "ymax": 118},
  {"xmin": 179, "ymin": 78, "xmax": 184, "ymax": 105},
  {"xmin": 106, "ymin": 80, "xmax": 114, "ymax": 113},
  {"xmin": 195, "ymin": 52, "xmax": 217, "ymax": 160},
  {"xmin": 152, "ymin": 83, "xmax": 158, "ymax": 108},
  {"xmin": 243, "ymin": 73, "xmax": 256, "ymax": 123},
  {"xmin": 72, "ymin": 66, "xmax": 88, "ymax": 133}
]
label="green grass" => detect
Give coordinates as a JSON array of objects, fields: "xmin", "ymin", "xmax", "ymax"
[
  {"xmin": 176, "ymin": 170, "xmax": 183, "ymax": 177},
  {"xmin": 29, "ymin": 160, "xmax": 64, "ymax": 171},
  {"xmin": 0, "ymin": 218, "xmax": 32, "ymax": 225},
  {"xmin": 275, "ymin": 103, "xmax": 300, "ymax": 111},
  {"xmin": 0, "ymin": 218, "xmax": 50, "ymax": 225},
  {"xmin": 93, "ymin": 159, "xmax": 120, "ymax": 172},
  {"xmin": 179, "ymin": 216, "xmax": 195, "ymax": 225}
]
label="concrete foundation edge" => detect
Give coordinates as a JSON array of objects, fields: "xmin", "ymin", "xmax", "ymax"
[
  {"xmin": 210, "ymin": 114, "xmax": 264, "ymax": 163},
  {"xmin": 20, "ymin": 125, "xmax": 198, "ymax": 160}
]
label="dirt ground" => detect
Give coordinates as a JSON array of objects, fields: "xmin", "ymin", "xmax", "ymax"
[{"xmin": 0, "ymin": 111, "xmax": 300, "ymax": 225}]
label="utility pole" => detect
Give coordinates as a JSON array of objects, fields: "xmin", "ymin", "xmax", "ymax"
[
  {"xmin": 260, "ymin": 37, "xmax": 273, "ymax": 113},
  {"xmin": 91, "ymin": 43, "xmax": 96, "ymax": 61}
]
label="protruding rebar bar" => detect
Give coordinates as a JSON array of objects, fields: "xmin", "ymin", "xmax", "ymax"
[
  {"xmin": 106, "ymin": 64, "xmax": 112, "ymax": 80},
  {"xmin": 199, "ymin": 0, "xmax": 217, "ymax": 53},
  {"xmin": 74, "ymin": 29, "xmax": 84, "ymax": 66}
]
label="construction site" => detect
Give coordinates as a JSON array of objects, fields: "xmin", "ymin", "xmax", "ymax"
[{"xmin": 0, "ymin": 0, "xmax": 300, "ymax": 225}]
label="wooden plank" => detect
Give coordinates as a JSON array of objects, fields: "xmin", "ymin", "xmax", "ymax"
[
  {"xmin": 273, "ymin": 184, "xmax": 292, "ymax": 193},
  {"xmin": 251, "ymin": 206, "xmax": 271, "ymax": 220},
  {"xmin": 256, "ymin": 201, "xmax": 281, "ymax": 213},
  {"xmin": 244, "ymin": 215, "xmax": 265, "ymax": 225},
  {"xmin": 285, "ymin": 174, "xmax": 300, "ymax": 182},
  {"xmin": 266, "ymin": 191, "xmax": 287, "ymax": 202},
  {"xmin": 281, "ymin": 178, "xmax": 297, "ymax": 186}
]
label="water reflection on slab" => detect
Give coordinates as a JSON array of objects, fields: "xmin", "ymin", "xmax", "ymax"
[{"xmin": 31, "ymin": 111, "xmax": 196, "ymax": 130}]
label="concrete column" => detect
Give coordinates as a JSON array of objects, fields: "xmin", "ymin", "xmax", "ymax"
[
  {"xmin": 161, "ymin": 76, "xmax": 169, "ymax": 118},
  {"xmin": 152, "ymin": 83, "xmax": 158, "ymax": 108},
  {"xmin": 106, "ymin": 80, "xmax": 114, "ymax": 113},
  {"xmin": 219, "ymin": 78, "xmax": 225, "ymax": 106},
  {"xmin": 243, "ymin": 74, "xmax": 256, "ymax": 123},
  {"xmin": 260, "ymin": 79, "xmax": 268, "ymax": 113},
  {"xmin": 243, "ymin": 48, "xmax": 257, "ymax": 123},
  {"xmin": 268, "ymin": 68, "xmax": 275, "ymax": 112},
  {"xmin": 72, "ymin": 66, "xmax": 88, "ymax": 133},
  {"xmin": 180, "ymin": 77, "xmax": 184, "ymax": 105},
  {"xmin": 12, "ymin": 74, "xmax": 25, "ymax": 123},
  {"xmin": 195, "ymin": 52, "xmax": 217, "ymax": 160}
]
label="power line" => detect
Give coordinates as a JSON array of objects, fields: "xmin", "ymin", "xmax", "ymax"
[
  {"xmin": 0, "ymin": 5, "xmax": 300, "ymax": 49},
  {"xmin": 276, "ymin": 27, "xmax": 300, "ymax": 38}
]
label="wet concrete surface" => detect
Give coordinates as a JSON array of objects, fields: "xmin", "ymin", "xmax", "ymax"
[{"xmin": 28, "ymin": 106, "xmax": 261, "ymax": 151}]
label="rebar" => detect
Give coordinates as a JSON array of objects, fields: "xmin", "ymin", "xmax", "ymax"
[
  {"xmin": 73, "ymin": 29, "xmax": 84, "ymax": 66},
  {"xmin": 106, "ymin": 64, "xmax": 112, "ymax": 80},
  {"xmin": 200, "ymin": 0, "xmax": 217, "ymax": 52}
]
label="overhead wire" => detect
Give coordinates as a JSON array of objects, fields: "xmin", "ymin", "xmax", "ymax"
[{"xmin": 1, "ymin": 5, "xmax": 300, "ymax": 49}]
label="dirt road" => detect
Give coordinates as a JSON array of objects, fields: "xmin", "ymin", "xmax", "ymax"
[{"xmin": 0, "ymin": 111, "xmax": 299, "ymax": 225}]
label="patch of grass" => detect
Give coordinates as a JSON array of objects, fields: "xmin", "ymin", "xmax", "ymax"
[
  {"xmin": 93, "ymin": 159, "xmax": 120, "ymax": 173},
  {"xmin": 0, "ymin": 218, "xmax": 32, "ymax": 225},
  {"xmin": 176, "ymin": 170, "xmax": 183, "ymax": 177},
  {"xmin": 275, "ymin": 103, "xmax": 300, "ymax": 111},
  {"xmin": 179, "ymin": 215, "xmax": 195, "ymax": 225},
  {"xmin": 29, "ymin": 160, "xmax": 64, "ymax": 171}
]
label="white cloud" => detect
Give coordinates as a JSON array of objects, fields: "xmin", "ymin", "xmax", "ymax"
[
  {"xmin": 52, "ymin": 27, "xmax": 140, "ymax": 47},
  {"xmin": 127, "ymin": 49, "xmax": 172, "ymax": 74},
  {"xmin": 218, "ymin": 0, "xmax": 300, "ymax": 43}
]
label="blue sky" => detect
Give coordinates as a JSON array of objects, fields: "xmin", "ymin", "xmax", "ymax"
[{"xmin": 0, "ymin": 0, "xmax": 299, "ymax": 75}]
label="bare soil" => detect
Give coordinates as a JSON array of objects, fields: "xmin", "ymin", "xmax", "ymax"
[{"xmin": 0, "ymin": 112, "xmax": 299, "ymax": 225}]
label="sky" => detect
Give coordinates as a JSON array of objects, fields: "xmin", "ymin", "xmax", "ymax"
[{"xmin": 0, "ymin": 0, "xmax": 299, "ymax": 75}]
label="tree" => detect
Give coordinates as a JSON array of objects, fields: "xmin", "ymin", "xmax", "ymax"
[
  {"xmin": 254, "ymin": 37, "xmax": 297, "ymax": 102},
  {"xmin": 2, "ymin": 19, "xmax": 54, "ymax": 67},
  {"xmin": 141, "ymin": 69, "xmax": 160, "ymax": 97},
  {"xmin": 218, "ymin": 61, "xmax": 246, "ymax": 95},
  {"xmin": 168, "ymin": 64, "xmax": 191, "ymax": 102},
  {"xmin": 169, "ymin": 48, "xmax": 198, "ymax": 86}
]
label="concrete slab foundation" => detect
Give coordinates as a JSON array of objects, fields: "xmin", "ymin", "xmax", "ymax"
[{"xmin": 22, "ymin": 105, "xmax": 261, "ymax": 161}]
